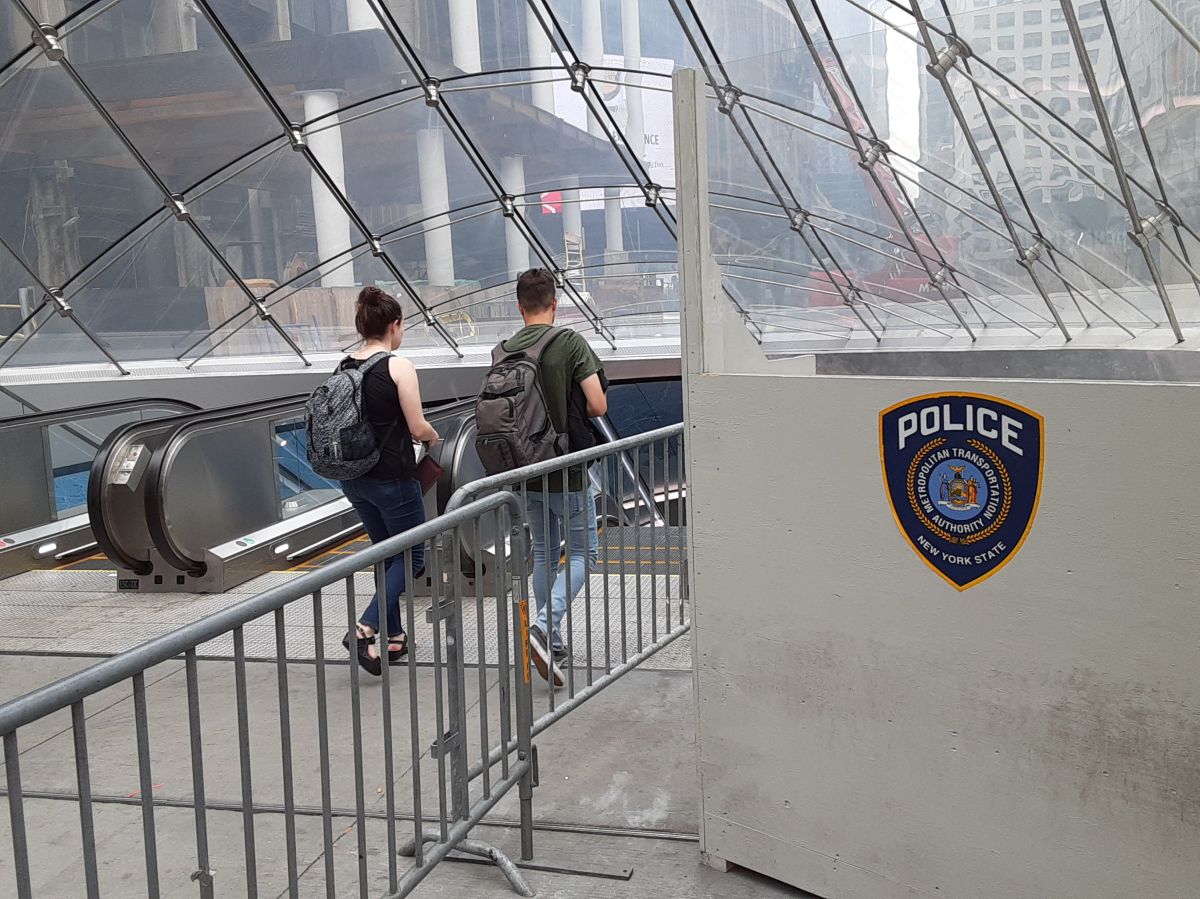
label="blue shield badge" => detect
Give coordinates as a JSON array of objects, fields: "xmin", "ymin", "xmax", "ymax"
[{"xmin": 879, "ymin": 393, "xmax": 1044, "ymax": 590}]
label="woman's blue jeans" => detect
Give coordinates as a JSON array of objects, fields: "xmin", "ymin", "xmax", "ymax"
[{"xmin": 341, "ymin": 477, "xmax": 426, "ymax": 638}]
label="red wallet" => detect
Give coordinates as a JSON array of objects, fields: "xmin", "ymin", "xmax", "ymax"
[{"xmin": 417, "ymin": 452, "xmax": 444, "ymax": 495}]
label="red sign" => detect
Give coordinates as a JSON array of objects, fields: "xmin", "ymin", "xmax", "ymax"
[{"xmin": 540, "ymin": 191, "xmax": 562, "ymax": 214}]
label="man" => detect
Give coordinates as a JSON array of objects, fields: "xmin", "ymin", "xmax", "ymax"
[{"xmin": 502, "ymin": 268, "xmax": 607, "ymax": 686}]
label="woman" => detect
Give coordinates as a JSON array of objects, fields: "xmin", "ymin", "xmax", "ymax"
[{"xmin": 338, "ymin": 286, "xmax": 439, "ymax": 676}]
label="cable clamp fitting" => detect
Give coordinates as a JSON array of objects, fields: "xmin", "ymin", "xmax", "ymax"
[
  {"xmin": 927, "ymin": 36, "xmax": 971, "ymax": 80},
  {"xmin": 45, "ymin": 288, "xmax": 72, "ymax": 317},
  {"xmin": 858, "ymin": 138, "xmax": 889, "ymax": 171},
  {"xmin": 32, "ymin": 24, "xmax": 65, "ymax": 62},
  {"xmin": 1017, "ymin": 237, "xmax": 1048, "ymax": 267},
  {"xmin": 717, "ymin": 84, "xmax": 741, "ymax": 115},
  {"xmin": 165, "ymin": 194, "xmax": 190, "ymax": 222},
  {"xmin": 287, "ymin": 123, "xmax": 306, "ymax": 151},
  {"xmin": 422, "ymin": 77, "xmax": 442, "ymax": 108},
  {"xmin": 1129, "ymin": 203, "xmax": 1179, "ymax": 247},
  {"xmin": 569, "ymin": 62, "xmax": 590, "ymax": 93}
]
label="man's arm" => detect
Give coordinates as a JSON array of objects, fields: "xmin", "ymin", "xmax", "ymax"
[{"xmin": 579, "ymin": 372, "xmax": 607, "ymax": 417}]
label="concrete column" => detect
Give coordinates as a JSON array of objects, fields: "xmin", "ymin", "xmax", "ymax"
[
  {"xmin": 526, "ymin": 5, "xmax": 556, "ymax": 114},
  {"xmin": 582, "ymin": 0, "xmax": 605, "ymax": 138},
  {"xmin": 449, "ymin": 0, "xmax": 482, "ymax": 74},
  {"xmin": 149, "ymin": 0, "xmax": 198, "ymax": 52},
  {"xmin": 605, "ymin": 191, "xmax": 624, "ymax": 255},
  {"xmin": 621, "ymin": 0, "xmax": 645, "ymax": 161},
  {"xmin": 271, "ymin": 0, "xmax": 292, "ymax": 41},
  {"xmin": 563, "ymin": 181, "xmax": 583, "ymax": 247},
  {"xmin": 418, "ymin": 128, "xmax": 456, "ymax": 287},
  {"xmin": 581, "ymin": 0, "xmax": 625, "ymax": 260},
  {"xmin": 344, "ymin": 0, "xmax": 378, "ymax": 33},
  {"xmin": 563, "ymin": 181, "xmax": 584, "ymax": 284},
  {"xmin": 301, "ymin": 91, "xmax": 355, "ymax": 287},
  {"xmin": 501, "ymin": 156, "xmax": 530, "ymax": 277}
]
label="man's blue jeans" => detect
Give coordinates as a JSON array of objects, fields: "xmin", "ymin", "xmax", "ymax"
[
  {"xmin": 526, "ymin": 487, "xmax": 599, "ymax": 651},
  {"xmin": 341, "ymin": 477, "xmax": 426, "ymax": 638}
]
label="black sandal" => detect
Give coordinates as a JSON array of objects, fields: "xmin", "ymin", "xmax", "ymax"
[
  {"xmin": 343, "ymin": 626, "xmax": 381, "ymax": 677},
  {"xmin": 387, "ymin": 633, "xmax": 409, "ymax": 664}
]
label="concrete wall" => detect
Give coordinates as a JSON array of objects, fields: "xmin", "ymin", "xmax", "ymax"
[{"xmin": 687, "ymin": 371, "xmax": 1200, "ymax": 898}]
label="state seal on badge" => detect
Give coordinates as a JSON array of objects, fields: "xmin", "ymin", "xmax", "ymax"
[{"xmin": 879, "ymin": 393, "xmax": 1044, "ymax": 590}]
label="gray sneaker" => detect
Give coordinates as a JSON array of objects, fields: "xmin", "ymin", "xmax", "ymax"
[{"xmin": 528, "ymin": 626, "xmax": 564, "ymax": 687}]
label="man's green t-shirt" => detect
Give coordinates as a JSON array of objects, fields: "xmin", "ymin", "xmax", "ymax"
[{"xmin": 502, "ymin": 324, "xmax": 602, "ymax": 491}]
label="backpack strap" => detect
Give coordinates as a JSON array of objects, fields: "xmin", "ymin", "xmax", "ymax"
[
  {"xmin": 492, "ymin": 326, "xmax": 565, "ymax": 365},
  {"xmin": 525, "ymin": 326, "xmax": 565, "ymax": 362},
  {"xmin": 357, "ymin": 351, "xmax": 391, "ymax": 374},
  {"xmin": 338, "ymin": 351, "xmax": 391, "ymax": 374}
]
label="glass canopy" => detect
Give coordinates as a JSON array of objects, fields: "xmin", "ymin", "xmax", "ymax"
[{"xmin": 1, "ymin": 0, "xmax": 1199, "ymax": 369}]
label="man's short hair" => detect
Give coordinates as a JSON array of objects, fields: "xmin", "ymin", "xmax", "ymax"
[{"xmin": 516, "ymin": 268, "xmax": 556, "ymax": 314}]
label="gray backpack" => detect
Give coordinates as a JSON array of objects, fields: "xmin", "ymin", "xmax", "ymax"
[
  {"xmin": 475, "ymin": 327, "xmax": 568, "ymax": 476},
  {"xmin": 306, "ymin": 352, "xmax": 390, "ymax": 481}
]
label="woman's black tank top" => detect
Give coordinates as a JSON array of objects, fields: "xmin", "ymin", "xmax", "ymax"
[{"xmin": 337, "ymin": 354, "xmax": 417, "ymax": 481}]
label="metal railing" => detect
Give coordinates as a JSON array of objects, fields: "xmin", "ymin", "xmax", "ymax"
[
  {"xmin": 446, "ymin": 422, "xmax": 689, "ymax": 730},
  {"xmin": 1, "ymin": 491, "xmax": 536, "ymax": 899},
  {"xmin": 1, "ymin": 423, "xmax": 689, "ymax": 898}
]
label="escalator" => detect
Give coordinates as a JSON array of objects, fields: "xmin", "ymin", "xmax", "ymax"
[
  {"xmin": 89, "ymin": 396, "xmax": 481, "ymax": 592},
  {"xmin": 0, "ymin": 399, "xmax": 199, "ymax": 579},
  {"xmin": 81, "ymin": 378, "xmax": 682, "ymax": 593}
]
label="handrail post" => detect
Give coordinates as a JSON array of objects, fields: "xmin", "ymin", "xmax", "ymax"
[
  {"xmin": 441, "ymin": 529, "xmax": 473, "ymax": 822},
  {"xmin": 509, "ymin": 518, "xmax": 536, "ymax": 863}
]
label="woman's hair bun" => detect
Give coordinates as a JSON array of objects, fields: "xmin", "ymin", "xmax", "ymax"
[{"xmin": 355, "ymin": 286, "xmax": 403, "ymax": 339}]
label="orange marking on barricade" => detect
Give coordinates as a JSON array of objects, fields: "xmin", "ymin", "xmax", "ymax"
[{"xmin": 518, "ymin": 598, "xmax": 531, "ymax": 685}]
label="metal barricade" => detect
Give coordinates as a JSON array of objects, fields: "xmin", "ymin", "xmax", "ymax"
[
  {"xmin": 446, "ymin": 423, "xmax": 689, "ymax": 735},
  {"xmin": 0, "ymin": 492, "xmax": 536, "ymax": 899}
]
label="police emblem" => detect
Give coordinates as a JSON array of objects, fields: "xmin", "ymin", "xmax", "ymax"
[{"xmin": 879, "ymin": 393, "xmax": 1044, "ymax": 590}]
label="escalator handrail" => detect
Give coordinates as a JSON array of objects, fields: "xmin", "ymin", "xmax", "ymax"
[
  {"xmin": 0, "ymin": 397, "xmax": 199, "ymax": 431},
  {"xmin": 144, "ymin": 396, "xmax": 311, "ymax": 576},
  {"xmin": 0, "ymin": 398, "xmax": 200, "ymax": 457}
]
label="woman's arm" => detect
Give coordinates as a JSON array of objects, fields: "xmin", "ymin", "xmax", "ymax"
[{"xmin": 390, "ymin": 356, "xmax": 439, "ymax": 446}]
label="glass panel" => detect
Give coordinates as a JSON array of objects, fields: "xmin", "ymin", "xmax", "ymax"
[
  {"xmin": 61, "ymin": 0, "xmax": 286, "ymax": 194},
  {"xmin": 210, "ymin": 4, "xmax": 417, "ymax": 126},
  {"xmin": 188, "ymin": 139, "xmax": 365, "ymax": 287},
  {"xmin": 273, "ymin": 414, "xmax": 339, "ymax": 518},
  {"xmin": 45, "ymin": 404, "xmax": 180, "ymax": 516},
  {"xmin": 943, "ymin": 63, "xmax": 1163, "ymax": 326},
  {"xmin": 391, "ymin": 0, "xmax": 535, "ymax": 76},
  {"xmin": 0, "ymin": 302, "xmax": 114, "ymax": 369},
  {"xmin": 5, "ymin": 0, "xmax": 1198, "ymax": 367},
  {"xmin": 543, "ymin": 0, "xmax": 699, "ymax": 73},
  {"xmin": 1107, "ymin": 0, "xmax": 1200, "ymax": 299},
  {"xmin": 338, "ymin": 92, "xmax": 497, "ymax": 233},
  {"xmin": 65, "ymin": 212, "xmax": 279, "ymax": 362},
  {"xmin": 0, "ymin": 7, "xmax": 31, "ymax": 75},
  {"xmin": 0, "ymin": 236, "xmax": 36, "ymax": 351},
  {"xmin": 0, "ymin": 60, "xmax": 165, "ymax": 287}
]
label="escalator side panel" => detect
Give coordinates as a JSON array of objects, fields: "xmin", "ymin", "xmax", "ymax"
[
  {"xmin": 1, "ymin": 426, "xmax": 54, "ymax": 535},
  {"xmin": 151, "ymin": 418, "xmax": 280, "ymax": 574}
]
